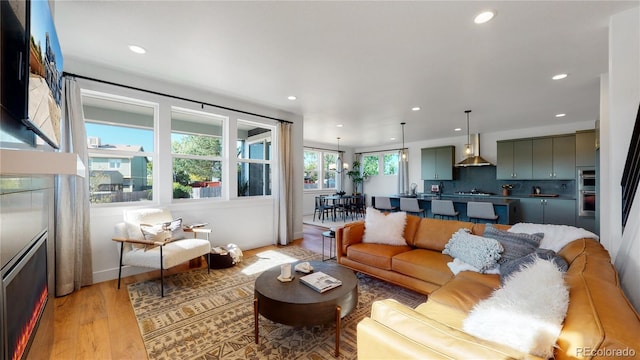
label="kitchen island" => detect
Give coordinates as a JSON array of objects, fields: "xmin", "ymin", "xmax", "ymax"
[{"xmin": 375, "ymin": 195, "xmax": 520, "ymax": 224}]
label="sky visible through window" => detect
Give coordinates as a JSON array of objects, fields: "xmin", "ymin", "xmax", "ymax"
[{"xmin": 85, "ymin": 123, "xmax": 154, "ymax": 152}]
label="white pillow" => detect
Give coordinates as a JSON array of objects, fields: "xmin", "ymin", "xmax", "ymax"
[
  {"xmin": 463, "ymin": 258, "xmax": 569, "ymax": 358},
  {"xmin": 363, "ymin": 207, "xmax": 408, "ymax": 246}
]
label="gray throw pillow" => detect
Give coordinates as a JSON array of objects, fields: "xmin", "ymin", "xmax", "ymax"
[
  {"xmin": 500, "ymin": 248, "xmax": 569, "ymax": 284},
  {"xmin": 443, "ymin": 229, "xmax": 503, "ymax": 271},
  {"xmin": 483, "ymin": 224, "xmax": 543, "ymax": 264}
]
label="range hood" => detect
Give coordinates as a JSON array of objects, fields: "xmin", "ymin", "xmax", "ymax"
[{"xmin": 456, "ymin": 133, "xmax": 493, "ymax": 167}]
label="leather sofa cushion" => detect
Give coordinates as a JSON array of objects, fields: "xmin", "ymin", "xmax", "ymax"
[
  {"xmin": 555, "ymin": 251, "xmax": 640, "ymax": 359},
  {"xmin": 426, "ymin": 271, "xmax": 500, "ymax": 315},
  {"xmin": 412, "ymin": 218, "xmax": 474, "ymax": 251},
  {"xmin": 470, "ymin": 223, "xmax": 511, "ymax": 236},
  {"xmin": 347, "ymin": 243, "xmax": 412, "ymax": 270},
  {"xmin": 402, "ymin": 214, "xmax": 422, "ymax": 247},
  {"xmin": 338, "ymin": 221, "xmax": 365, "ymax": 255},
  {"xmin": 391, "ymin": 249, "xmax": 454, "ymax": 286}
]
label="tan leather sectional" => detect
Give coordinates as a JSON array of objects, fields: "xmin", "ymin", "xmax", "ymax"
[{"xmin": 335, "ymin": 215, "xmax": 640, "ymax": 359}]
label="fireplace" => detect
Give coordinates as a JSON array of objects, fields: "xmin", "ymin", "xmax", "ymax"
[{"xmin": 1, "ymin": 231, "xmax": 48, "ymax": 360}]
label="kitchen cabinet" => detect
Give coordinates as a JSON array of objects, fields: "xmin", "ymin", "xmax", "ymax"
[
  {"xmin": 575, "ymin": 130, "xmax": 596, "ymax": 167},
  {"xmin": 532, "ymin": 135, "xmax": 576, "ymax": 179},
  {"xmin": 421, "ymin": 146, "xmax": 454, "ymax": 180},
  {"xmin": 518, "ymin": 198, "xmax": 576, "ymax": 226},
  {"xmin": 496, "ymin": 139, "xmax": 532, "ymax": 179}
]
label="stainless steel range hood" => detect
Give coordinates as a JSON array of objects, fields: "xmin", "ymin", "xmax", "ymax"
[{"xmin": 456, "ymin": 133, "xmax": 493, "ymax": 167}]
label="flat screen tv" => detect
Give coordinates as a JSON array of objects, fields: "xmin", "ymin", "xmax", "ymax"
[
  {"xmin": 25, "ymin": 0, "xmax": 63, "ymax": 149},
  {"xmin": 0, "ymin": 0, "xmax": 34, "ymax": 145}
]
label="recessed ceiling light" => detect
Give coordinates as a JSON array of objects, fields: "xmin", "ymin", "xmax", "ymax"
[
  {"xmin": 128, "ymin": 45, "xmax": 146, "ymax": 54},
  {"xmin": 555, "ymin": 113, "xmax": 566, "ymax": 118},
  {"xmin": 454, "ymin": 128, "xmax": 462, "ymax": 132},
  {"xmin": 474, "ymin": 10, "xmax": 495, "ymax": 24},
  {"xmin": 287, "ymin": 95, "xmax": 297, "ymax": 100},
  {"xmin": 390, "ymin": 137, "xmax": 396, "ymax": 141},
  {"xmin": 411, "ymin": 107, "xmax": 421, "ymax": 111},
  {"xmin": 336, "ymin": 124, "xmax": 343, "ymax": 127},
  {"xmin": 552, "ymin": 73, "xmax": 568, "ymax": 80}
]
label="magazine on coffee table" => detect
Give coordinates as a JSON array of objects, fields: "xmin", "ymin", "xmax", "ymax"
[{"xmin": 300, "ymin": 271, "xmax": 342, "ymax": 293}]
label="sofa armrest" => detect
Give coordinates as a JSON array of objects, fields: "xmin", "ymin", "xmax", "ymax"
[
  {"xmin": 335, "ymin": 221, "xmax": 364, "ymax": 258},
  {"xmin": 360, "ymin": 299, "xmax": 541, "ymax": 360}
]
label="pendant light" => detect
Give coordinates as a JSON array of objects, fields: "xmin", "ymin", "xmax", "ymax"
[
  {"xmin": 464, "ymin": 110, "xmax": 473, "ymax": 157},
  {"xmin": 401, "ymin": 122, "xmax": 407, "ymax": 161},
  {"xmin": 335, "ymin": 137, "xmax": 344, "ymax": 173}
]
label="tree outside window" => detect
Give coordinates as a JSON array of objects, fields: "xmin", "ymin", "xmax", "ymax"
[
  {"xmin": 383, "ymin": 153, "xmax": 399, "ymax": 175},
  {"xmin": 363, "ymin": 155, "xmax": 380, "ymax": 176},
  {"xmin": 304, "ymin": 150, "xmax": 319, "ymax": 189}
]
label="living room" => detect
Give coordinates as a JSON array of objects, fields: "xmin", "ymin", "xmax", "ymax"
[{"xmin": 1, "ymin": 1, "xmax": 639, "ymax": 359}]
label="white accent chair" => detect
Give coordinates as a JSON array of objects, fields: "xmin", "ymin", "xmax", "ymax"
[
  {"xmin": 431, "ymin": 199, "xmax": 459, "ymax": 220},
  {"xmin": 400, "ymin": 197, "xmax": 425, "ymax": 217},
  {"xmin": 374, "ymin": 196, "xmax": 397, "ymax": 212},
  {"xmin": 113, "ymin": 208, "xmax": 211, "ymax": 297},
  {"xmin": 467, "ymin": 201, "xmax": 499, "ymax": 223}
]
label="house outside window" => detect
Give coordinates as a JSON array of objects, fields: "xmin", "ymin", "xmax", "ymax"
[
  {"xmin": 83, "ymin": 92, "xmax": 155, "ymax": 204},
  {"xmin": 237, "ymin": 120, "xmax": 273, "ymax": 197}
]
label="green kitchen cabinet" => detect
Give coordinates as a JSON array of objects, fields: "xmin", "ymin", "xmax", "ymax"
[
  {"xmin": 575, "ymin": 130, "xmax": 596, "ymax": 167},
  {"xmin": 532, "ymin": 135, "xmax": 575, "ymax": 179},
  {"xmin": 496, "ymin": 139, "xmax": 532, "ymax": 179},
  {"xmin": 421, "ymin": 146, "xmax": 454, "ymax": 180},
  {"xmin": 518, "ymin": 198, "xmax": 576, "ymax": 226}
]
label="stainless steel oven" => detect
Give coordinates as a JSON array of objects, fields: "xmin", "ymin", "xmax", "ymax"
[{"xmin": 578, "ymin": 167, "xmax": 596, "ymax": 217}]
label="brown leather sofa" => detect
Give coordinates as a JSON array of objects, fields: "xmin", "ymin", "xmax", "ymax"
[{"xmin": 336, "ymin": 215, "xmax": 640, "ymax": 359}]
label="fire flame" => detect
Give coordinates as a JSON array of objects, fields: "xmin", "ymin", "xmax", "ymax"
[{"xmin": 11, "ymin": 285, "xmax": 48, "ymax": 360}]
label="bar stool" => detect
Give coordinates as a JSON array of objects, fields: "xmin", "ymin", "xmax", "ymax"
[
  {"xmin": 467, "ymin": 201, "xmax": 499, "ymax": 223},
  {"xmin": 374, "ymin": 196, "xmax": 397, "ymax": 212},
  {"xmin": 431, "ymin": 199, "xmax": 459, "ymax": 220},
  {"xmin": 400, "ymin": 197, "xmax": 425, "ymax": 217}
]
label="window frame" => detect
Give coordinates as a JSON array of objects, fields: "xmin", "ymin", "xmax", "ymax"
[
  {"xmin": 303, "ymin": 147, "xmax": 339, "ymax": 191},
  {"xmin": 236, "ymin": 119, "xmax": 275, "ymax": 198}
]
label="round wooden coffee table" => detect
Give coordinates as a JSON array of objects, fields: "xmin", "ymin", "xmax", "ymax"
[{"xmin": 253, "ymin": 261, "xmax": 358, "ymax": 357}]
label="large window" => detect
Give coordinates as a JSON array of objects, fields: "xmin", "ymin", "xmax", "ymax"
[
  {"xmin": 83, "ymin": 92, "xmax": 155, "ymax": 204},
  {"xmin": 383, "ymin": 152, "xmax": 399, "ymax": 175},
  {"xmin": 303, "ymin": 148, "xmax": 338, "ymax": 190},
  {"xmin": 171, "ymin": 107, "xmax": 225, "ymax": 199},
  {"xmin": 237, "ymin": 120, "xmax": 273, "ymax": 197},
  {"xmin": 363, "ymin": 155, "xmax": 380, "ymax": 176}
]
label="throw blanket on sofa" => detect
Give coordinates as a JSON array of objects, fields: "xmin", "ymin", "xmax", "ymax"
[{"xmin": 508, "ymin": 223, "xmax": 599, "ymax": 252}]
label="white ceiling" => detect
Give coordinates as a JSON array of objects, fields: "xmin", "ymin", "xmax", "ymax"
[{"xmin": 55, "ymin": 1, "xmax": 639, "ymax": 148}]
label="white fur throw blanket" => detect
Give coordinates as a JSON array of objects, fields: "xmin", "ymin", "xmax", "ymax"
[
  {"xmin": 509, "ymin": 223, "xmax": 599, "ymax": 252},
  {"xmin": 463, "ymin": 258, "xmax": 569, "ymax": 358}
]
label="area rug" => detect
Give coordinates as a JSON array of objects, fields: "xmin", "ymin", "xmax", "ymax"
[{"xmin": 127, "ymin": 246, "xmax": 425, "ymax": 359}]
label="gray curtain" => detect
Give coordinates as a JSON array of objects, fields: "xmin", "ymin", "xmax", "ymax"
[
  {"xmin": 276, "ymin": 122, "xmax": 293, "ymax": 245},
  {"xmin": 398, "ymin": 149, "xmax": 409, "ymax": 194},
  {"xmin": 56, "ymin": 77, "xmax": 93, "ymax": 296}
]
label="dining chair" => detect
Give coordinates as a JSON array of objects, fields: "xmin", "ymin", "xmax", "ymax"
[
  {"xmin": 374, "ymin": 196, "xmax": 397, "ymax": 212},
  {"xmin": 400, "ymin": 197, "xmax": 426, "ymax": 217},
  {"xmin": 467, "ymin": 201, "xmax": 499, "ymax": 223},
  {"xmin": 431, "ymin": 199, "xmax": 459, "ymax": 220},
  {"xmin": 314, "ymin": 196, "xmax": 333, "ymax": 222}
]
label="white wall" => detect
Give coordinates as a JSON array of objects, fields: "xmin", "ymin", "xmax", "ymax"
[
  {"xmin": 602, "ymin": 7, "xmax": 640, "ymax": 310},
  {"xmin": 64, "ymin": 58, "xmax": 305, "ymax": 283}
]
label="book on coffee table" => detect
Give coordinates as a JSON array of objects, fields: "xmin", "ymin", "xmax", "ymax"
[{"xmin": 300, "ymin": 271, "xmax": 342, "ymax": 293}]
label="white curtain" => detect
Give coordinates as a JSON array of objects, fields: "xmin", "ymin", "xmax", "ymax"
[
  {"xmin": 276, "ymin": 122, "xmax": 293, "ymax": 245},
  {"xmin": 56, "ymin": 77, "xmax": 93, "ymax": 296},
  {"xmin": 398, "ymin": 149, "xmax": 409, "ymax": 194}
]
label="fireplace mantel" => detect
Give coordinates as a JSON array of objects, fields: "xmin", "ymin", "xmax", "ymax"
[{"xmin": 0, "ymin": 149, "xmax": 85, "ymax": 177}]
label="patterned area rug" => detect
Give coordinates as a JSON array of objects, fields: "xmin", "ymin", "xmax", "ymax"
[{"xmin": 128, "ymin": 246, "xmax": 425, "ymax": 359}]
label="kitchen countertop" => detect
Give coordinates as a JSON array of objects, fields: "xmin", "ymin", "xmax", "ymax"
[{"xmin": 417, "ymin": 193, "xmax": 576, "ymax": 200}]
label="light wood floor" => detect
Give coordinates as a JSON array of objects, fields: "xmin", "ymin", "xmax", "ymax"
[{"xmin": 50, "ymin": 225, "xmax": 329, "ymax": 360}]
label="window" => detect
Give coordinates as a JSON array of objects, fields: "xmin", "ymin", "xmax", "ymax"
[
  {"xmin": 171, "ymin": 107, "xmax": 225, "ymax": 199},
  {"xmin": 237, "ymin": 120, "xmax": 273, "ymax": 197},
  {"xmin": 304, "ymin": 150, "xmax": 319, "ymax": 189},
  {"xmin": 363, "ymin": 155, "xmax": 380, "ymax": 176},
  {"xmin": 303, "ymin": 148, "xmax": 338, "ymax": 190},
  {"xmin": 383, "ymin": 153, "xmax": 399, "ymax": 175},
  {"xmin": 83, "ymin": 92, "xmax": 155, "ymax": 204}
]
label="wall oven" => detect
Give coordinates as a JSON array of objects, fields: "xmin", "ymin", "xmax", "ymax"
[{"xmin": 578, "ymin": 168, "xmax": 596, "ymax": 217}]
